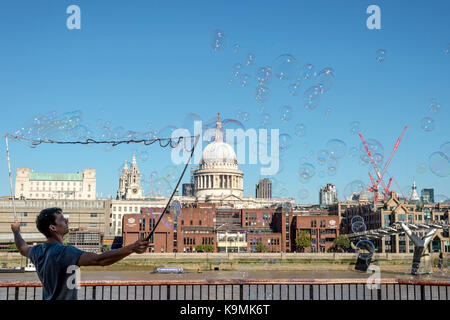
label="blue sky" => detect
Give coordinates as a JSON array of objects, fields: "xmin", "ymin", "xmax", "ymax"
[{"xmin": 0, "ymin": 0, "xmax": 449, "ymax": 203}]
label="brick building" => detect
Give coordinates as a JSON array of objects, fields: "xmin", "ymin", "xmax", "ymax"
[
  {"xmin": 292, "ymin": 210, "xmax": 339, "ymax": 252},
  {"xmin": 122, "ymin": 203, "xmax": 294, "ymax": 253},
  {"xmin": 341, "ymin": 192, "xmax": 449, "ymax": 253}
]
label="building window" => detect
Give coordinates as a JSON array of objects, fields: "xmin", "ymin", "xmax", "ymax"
[
  {"xmin": 199, "ymin": 220, "xmax": 202, "ymax": 226},
  {"xmin": 90, "ymin": 223, "xmax": 97, "ymax": 228},
  {"xmin": 190, "ymin": 220, "xmax": 193, "ymax": 225},
  {"xmin": 119, "ymin": 207, "xmax": 122, "ymax": 212},
  {"xmin": 90, "ymin": 213, "xmax": 97, "ymax": 218}
]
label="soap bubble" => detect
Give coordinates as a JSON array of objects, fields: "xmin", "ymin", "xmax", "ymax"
[
  {"xmin": 210, "ymin": 29, "xmax": 226, "ymax": 51},
  {"xmin": 232, "ymin": 44, "xmax": 240, "ymax": 54},
  {"xmin": 359, "ymin": 139, "xmax": 384, "ymax": 164},
  {"xmin": 428, "ymin": 151, "xmax": 450, "ymax": 177},
  {"xmin": 245, "ymin": 53, "xmax": 255, "ymax": 66},
  {"xmin": 325, "ymin": 107, "xmax": 332, "ymax": 117},
  {"xmin": 317, "ymin": 149, "xmax": 329, "ymax": 164},
  {"xmin": 255, "ymin": 86, "xmax": 270, "ymax": 103},
  {"xmin": 255, "ymin": 66, "xmax": 272, "ymax": 85},
  {"xmin": 344, "ymin": 180, "xmax": 366, "ymax": 200},
  {"xmin": 279, "ymin": 105, "xmax": 293, "ymax": 122},
  {"xmin": 260, "ymin": 113, "xmax": 271, "ymax": 128},
  {"xmin": 273, "ymin": 54, "xmax": 299, "ymax": 80},
  {"xmin": 376, "ymin": 49, "xmax": 386, "ymax": 62},
  {"xmin": 233, "ymin": 63, "xmax": 243, "ymax": 77},
  {"xmin": 303, "ymin": 86, "xmax": 322, "ymax": 110},
  {"xmin": 326, "ymin": 139, "xmax": 347, "ymax": 159},
  {"xmin": 239, "ymin": 73, "xmax": 251, "ymax": 87},
  {"xmin": 279, "ymin": 134, "xmax": 293, "ymax": 152},
  {"xmin": 416, "ymin": 162, "xmax": 427, "ymax": 174},
  {"xmin": 316, "ymin": 67, "xmax": 334, "ymax": 93},
  {"xmin": 349, "ymin": 147, "xmax": 358, "ymax": 158},
  {"xmin": 298, "ymin": 189, "xmax": 309, "ymax": 200},
  {"xmin": 236, "ymin": 110, "xmax": 250, "ymax": 122},
  {"xmin": 301, "ymin": 63, "xmax": 316, "ymax": 79},
  {"xmin": 429, "ymin": 99, "xmax": 441, "ymax": 113},
  {"xmin": 288, "ymin": 80, "xmax": 302, "ymax": 96},
  {"xmin": 440, "ymin": 141, "xmax": 450, "ymax": 157},
  {"xmin": 298, "ymin": 163, "xmax": 315, "ymax": 183},
  {"xmin": 352, "ymin": 221, "xmax": 367, "ymax": 233},
  {"xmin": 421, "ymin": 117, "xmax": 435, "ymax": 132},
  {"xmin": 349, "ymin": 121, "xmax": 361, "ymax": 135},
  {"xmin": 294, "ymin": 123, "xmax": 306, "ymax": 137}
]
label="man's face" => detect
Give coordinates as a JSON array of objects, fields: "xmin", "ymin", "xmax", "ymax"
[{"xmin": 51, "ymin": 212, "xmax": 69, "ymax": 236}]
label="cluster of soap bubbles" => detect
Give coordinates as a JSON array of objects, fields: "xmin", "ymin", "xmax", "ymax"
[
  {"xmin": 359, "ymin": 139, "xmax": 384, "ymax": 165},
  {"xmin": 350, "ymin": 216, "xmax": 376, "ymax": 265},
  {"xmin": 428, "ymin": 142, "xmax": 450, "ymax": 177}
]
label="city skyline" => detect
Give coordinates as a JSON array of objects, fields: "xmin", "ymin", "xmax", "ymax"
[{"xmin": 0, "ymin": 0, "xmax": 449, "ymax": 204}]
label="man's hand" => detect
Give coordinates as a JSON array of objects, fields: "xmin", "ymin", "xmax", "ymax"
[
  {"xmin": 131, "ymin": 239, "xmax": 150, "ymax": 254},
  {"xmin": 11, "ymin": 220, "xmax": 20, "ymax": 233}
]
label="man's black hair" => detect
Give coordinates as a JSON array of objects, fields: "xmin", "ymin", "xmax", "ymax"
[{"xmin": 36, "ymin": 207, "xmax": 62, "ymax": 238}]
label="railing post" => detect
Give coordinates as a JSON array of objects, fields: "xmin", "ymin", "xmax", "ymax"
[
  {"xmin": 92, "ymin": 286, "xmax": 96, "ymax": 300},
  {"xmin": 239, "ymin": 284, "xmax": 243, "ymax": 300},
  {"xmin": 309, "ymin": 285, "xmax": 314, "ymax": 300},
  {"xmin": 377, "ymin": 287, "xmax": 382, "ymax": 300},
  {"xmin": 14, "ymin": 287, "xmax": 19, "ymax": 300},
  {"xmin": 420, "ymin": 285, "xmax": 425, "ymax": 301}
]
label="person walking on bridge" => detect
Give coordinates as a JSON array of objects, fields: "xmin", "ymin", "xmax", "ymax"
[{"xmin": 11, "ymin": 207, "xmax": 150, "ymax": 300}]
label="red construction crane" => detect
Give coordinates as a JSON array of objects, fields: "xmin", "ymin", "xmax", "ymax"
[{"xmin": 359, "ymin": 125, "xmax": 408, "ymax": 202}]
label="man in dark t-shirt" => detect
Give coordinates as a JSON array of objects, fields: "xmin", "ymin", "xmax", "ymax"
[{"xmin": 12, "ymin": 207, "xmax": 149, "ymax": 300}]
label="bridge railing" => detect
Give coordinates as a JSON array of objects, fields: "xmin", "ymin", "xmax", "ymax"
[{"xmin": 0, "ymin": 279, "xmax": 448, "ymax": 300}]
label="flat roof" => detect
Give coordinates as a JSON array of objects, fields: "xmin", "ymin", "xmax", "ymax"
[{"xmin": 30, "ymin": 172, "xmax": 83, "ymax": 181}]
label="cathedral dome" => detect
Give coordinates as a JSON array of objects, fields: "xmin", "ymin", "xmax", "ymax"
[
  {"xmin": 201, "ymin": 141, "xmax": 237, "ymax": 166},
  {"xmin": 199, "ymin": 113, "xmax": 238, "ymax": 168}
]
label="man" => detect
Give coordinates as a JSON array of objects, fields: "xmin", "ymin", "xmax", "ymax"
[{"xmin": 11, "ymin": 207, "xmax": 150, "ymax": 300}]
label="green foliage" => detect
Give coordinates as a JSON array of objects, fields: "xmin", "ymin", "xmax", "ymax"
[
  {"xmin": 195, "ymin": 244, "xmax": 214, "ymax": 252},
  {"xmin": 295, "ymin": 231, "xmax": 311, "ymax": 252},
  {"xmin": 255, "ymin": 242, "xmax": 268, "ymax": 253},
  {"xmin": 8, "ymin": 244, "xmax": 18, "ymax": 251},
  {"xmin": 102, "ymin": 245, "xmax": 110, "ymax": 251},
  {"xmin": 333, "ymin": 235, "xmax": 350, "ymax": 252}
]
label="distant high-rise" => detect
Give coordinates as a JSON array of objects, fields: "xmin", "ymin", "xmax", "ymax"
[
  {"xmin": 421, "ymin": 188, "xmax": 434, "ymax": 203},
  {"xmin": 256, "ymin": 178, "xmax": 272, "ymax": 199},
  {"xmin": 319, "ymin": 184, "xmax": 338, "ymax": 205}
]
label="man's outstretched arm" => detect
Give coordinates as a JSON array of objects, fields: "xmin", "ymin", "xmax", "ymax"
[
  {"xmin": 77, "ymin": 239, "xmax": 149, "ymax": 267},
  {"xmin": 10, "ymin": 220, "xmax": 30, "ymax": 258}
]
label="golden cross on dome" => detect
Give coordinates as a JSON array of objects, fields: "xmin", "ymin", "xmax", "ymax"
[{"xmin": 218, "ymin": 112, "xmax": 220, "ymax": 122}]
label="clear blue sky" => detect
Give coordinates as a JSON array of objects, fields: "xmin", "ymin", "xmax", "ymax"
[{"xmin": 0, "ymin": 0, "xmax": 449, "ymax": 203}]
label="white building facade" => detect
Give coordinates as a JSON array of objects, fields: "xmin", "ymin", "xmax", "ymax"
[{"xmin": 15, "ymin": 168, "xmax": 96, "ymax": 200}]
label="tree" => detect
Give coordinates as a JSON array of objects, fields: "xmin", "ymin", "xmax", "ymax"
[
  {"xmin": 333, "ymin": 235, "xmax": 350, "ymax": 252},
  {"xmin": 195, "ymin": 244, "xmax": 214, "ymax": 252},
  {"xmin": 255, "ymin": 242, "xmax": 268, "ymax": 253},
  {"xmin": 295, "ymin": 231, "xmax": 311, "ymax": 252},
  {"xmin": 8, "ymin": 244, "xmax": 18, "ymax": 251}
]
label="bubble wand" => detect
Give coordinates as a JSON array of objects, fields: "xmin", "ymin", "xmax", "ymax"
[{"xmin": 145, "ymin": 135, "xmax": 199, "ymax": 242}]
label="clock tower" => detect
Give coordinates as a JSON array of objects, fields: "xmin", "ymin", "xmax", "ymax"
[{"xmin": 116, "ymin": 153, "xmax": 144, "ymax": 199}]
